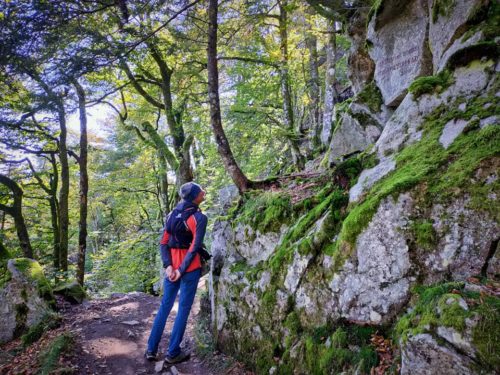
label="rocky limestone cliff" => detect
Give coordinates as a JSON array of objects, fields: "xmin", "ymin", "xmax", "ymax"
[{"xmin": 210, "ymin": 1, "xmax": 499, "ymax": 374}]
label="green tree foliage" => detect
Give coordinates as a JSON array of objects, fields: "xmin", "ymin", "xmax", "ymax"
[{"xmin": 0, "ymin": 0, "xmax": 352, "ymax": 293}]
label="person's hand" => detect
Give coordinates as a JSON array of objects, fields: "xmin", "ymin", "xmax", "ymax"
[
  {"xmin": 165, "ymin": 266, "xmax": 173, "ymax": 279},
  {"xmin": 169, "ymin": 269, "xmax": 181, "ymax": 282}
]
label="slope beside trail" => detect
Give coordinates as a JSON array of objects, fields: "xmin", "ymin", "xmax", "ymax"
[{"xmin": 63, "ymin": 277, "xmax": 249, "ymax": 375}]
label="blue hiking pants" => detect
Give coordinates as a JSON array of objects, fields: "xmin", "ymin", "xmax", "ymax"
[{"xmin": 147, "ymin": 268, "xmax": 201, "ymax": 357}]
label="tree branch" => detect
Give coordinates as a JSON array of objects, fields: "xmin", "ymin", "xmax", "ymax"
[{"xmin": 218, "ymin": 56, "xmax": 279, "ymax": 68}]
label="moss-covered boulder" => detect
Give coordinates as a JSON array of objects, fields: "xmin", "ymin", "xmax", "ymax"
[
  {"xmin": 0, "ymin": 258, "xmax": 55, "ymax": 344},
  {"xmin": 327, "ymin": 82, "xmax": 390, "ymax": 165},
  {"xmin": 430, "ymin": 0, "xmax": 498, "ymax": 73},
  {"xmin": 397, "ymin": 282, "xmax": 500, "ymax": 374},
  {"xmin": 53, "ymin": 280, "xmax": 87, "ymax": 304}
]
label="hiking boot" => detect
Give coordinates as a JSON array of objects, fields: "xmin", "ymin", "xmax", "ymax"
[
  {"xmin": 144, "ymin": 350, "xmax": 157, "ymax": 361},
  {"xmin": 165, "ymin": 350, "xmax": 191, "ymax": 364}
]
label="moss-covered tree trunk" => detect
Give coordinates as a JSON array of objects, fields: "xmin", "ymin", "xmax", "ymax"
[
  {"xmin": 31, "ymin": 73, "xmax": 70, "ymax": 271},
  {"xmin": 48, "ymin": 155, "xmax": 61, "ymax": 270},
  {"xmin": 305, "ymin": 8, "xmax": 321, "ymax": 147},
  {"xmin": 0, "ymin": 174, "xmax": 33, "ymax": 258},
  {"xmin": 56, "ymin": 102, "xmax": 70, "ymax": 272},
  {"xmin": 74, "ymin": 81, "xmax": 88, "ymax": 286}
]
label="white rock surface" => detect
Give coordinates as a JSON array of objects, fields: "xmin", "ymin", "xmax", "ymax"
[
  {"xmin": 439, "ymin": 118, "xmax": 469, "ymax": 148},
  {"xmin": 331, "ymin": 194, "xmax": 413, "ymax": 323},
  {"xmin": 367, "ymin": 0, "xmax": 431, "ymax": 106},
  {"xmin": 234, "ymin": 223, "xmax": 287, "ymax": 266},
  {"xmin": 329, "ymin": 104, "xmax": 383, "ymax": 162},
  {"xmin": 349, "ymin": 157, "xmax": 396, "ymax": 202},
  {"xmin": 428, "ymin": 0, "xmax": 484, "ymax": 73}
]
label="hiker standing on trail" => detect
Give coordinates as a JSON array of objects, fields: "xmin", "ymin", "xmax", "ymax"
[{"xmin": 145, "ymin": 182, "xmax": 207, "ymax": 364}]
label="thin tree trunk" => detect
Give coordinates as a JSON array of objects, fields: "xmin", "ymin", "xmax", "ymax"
[
  {"xmin": 278, "ymin": 0, "xmax": 305, "ymax": 169},
  {"xmin": 0, "ymin": 174, "xmax": 33, "ymax": 258},
  {"xmin": 321, "ymin": 19, "xmax": 339, "ymax": 146},
  {"xmin": 147, "ymin": 44, "xmax": 194, "ymax": 186},
  {"xmin": 27, "ymin": 72, "xmax": 68, "ymax": 271},
  {"xmin": 157, "ymin": 151, "xmax": 169, "ymax": 217},
  {"xmin": 74, "ymin": 81, "xmax": 88, "ymax": 286},
  {"xmin": 57, "ymin": 103, "xmax": 70, "ymax": 272},
  {"xmin": 26, "ymin": 157, "xmax": 60, "ymax": 268},
  {"xmin": 305, "ymin": 10, "xmax": 321, "ymax": 146},
  {"xmin": 207, "ymin": 0, "xmax": 253, "ymax": 193},
  {"xmin": 49, "ymin": 155, "xmax": 60, "ymax": 269}
]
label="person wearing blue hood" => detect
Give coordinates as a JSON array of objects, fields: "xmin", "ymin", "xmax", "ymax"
[{"xmin": 145, "ymin": 182, "xmax": 207, "ymax": 364}]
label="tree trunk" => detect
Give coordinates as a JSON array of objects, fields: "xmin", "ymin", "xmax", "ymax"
[
  {"xmin": 305, "ymin": 10, "xmax": 321, "ymax": 147},
  {"xmin": 148, "ymin": 44, "xmax": 194, "ymax": 186},
  {"xmin": 48, "ymin": 154, "xmax": 61, "ymax": 270},
  {"xmin": 207, "ymin": 0, "xmax": 251, "ymax": 193},
  {"xmin": 278, "ymin": 0, "xmax": 305, "ymax": 169},
  {"xmin": 57, "ymin": 102, "xmax": 70, "ymax": 272},
  {"xmin": 74, "ymin": 81, "xmax": 88, "ymax": 286},
  {"xmin": 0, "ymin": 174, "xmax": 33, "ymax": 258},
  {"xmin": 157, "ymin": 151, "xmax": 169, "ymax": 217},
  {"xmin": 28, "ymin": 73, "xmax": 68, "ymax": 271},
  {"xmin": 321, "ymin": 19, "xmax": 339, "ymax": 146}
]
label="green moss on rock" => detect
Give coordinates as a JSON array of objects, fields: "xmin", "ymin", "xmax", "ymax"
[
  {"xmin": 21, "ymin": 312, "xmax": 61, "ymax": 347},
  {"xmin": 408, "ymin": 70, "xmax": 454, "ymax": 98},
  {"xmin": 411, "ymin": 219, "xmax": 438, "ymax": 251},
  {"xmin": 355, "ymin": 81, "xmax": 384, "ymax": 113},
  {"xmin": 472, "ymin": 293, "xmax": 500, "ymax": 370},
  {"xmin": 303, "ymin": 326, "xmax": 378, "ymax": 374},
  {"xmin": 461, "ymin": 1, "xmax": 500, "ymax": 43},
  {"xmin": 394, "ymin": 281, "xmax": 500, "ymax": 371},
  {"xmin": 236, "ymin": 191, "xmax": 292, "ymax": 234},
  {"xmin": 333, "ymin": 88, "xmax": 500, "ymax": 269},
  {"xmin": 269, "ymin": 188, "xmax": 348, "ymax": 272},
  {"xmin": 53, "ymin": 280, "xmax": 86, "ymax": 304},
  {"xmin": 432, "ymin": 0, "xmax": 455, "ymax": 23},
  {"xmin": 12, "ymin": 258, "xmax": 53, "ymax": 303}
]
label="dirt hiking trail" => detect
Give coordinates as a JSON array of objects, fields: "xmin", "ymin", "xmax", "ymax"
[
  {"xmin": 66, "ymin": 278, "xmax": 249, "ymax": 375},
  {"xmin": 0, "ymin": 277, "xmax": 251, "ymax": 375}
]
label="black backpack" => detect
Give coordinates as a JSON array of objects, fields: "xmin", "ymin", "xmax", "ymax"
[{"xmin": 166, "ymin": 207, "xmax": 212, "ymax": 264}]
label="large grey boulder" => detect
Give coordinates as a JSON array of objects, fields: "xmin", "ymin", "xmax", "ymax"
[
  {"xmin": 328, "ymin": 107, "xmax": 382, "ymax": 163},
  {"xmin": 421, "ymin": 195, "xmax": 500, "ymax": 283},
  {"xmin": 233, "ymin": 223, "xmax": 288, "ymax": 266},
  {"xmin": 428, "ymin": 0, "xmax": 487, "ymax": 73},
  {"xmin": 367, "ymin": 0, "xmax": 432, "ymax": 106},
  {"xmin": 0, "ymin": 258, "xmax": 54, "ymax": 344},
  {"xmin": 401, "ymin": 334, "xmax": 476, "ymax": 375},
  {"xmin": 348, "ymin": 60, "xmax": 496, "ymax": 202},
  {"xmin": 329, "ymin": 194, "xmax": 413, "ymax": 324},
  {"xmin": 349, "ymin": 157, "xmax": 396, "ymax": 202},
  {"xmin": 210, "ymin": 219, "xmax": 235, "ymax": 275}
]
